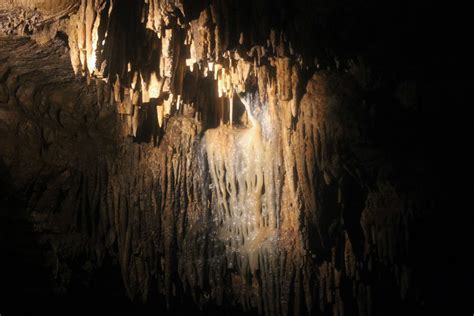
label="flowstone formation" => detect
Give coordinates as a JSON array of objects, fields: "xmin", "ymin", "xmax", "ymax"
[{"xmin": 0, "ymin": 1, "xmax": 447, "ymax": 315}]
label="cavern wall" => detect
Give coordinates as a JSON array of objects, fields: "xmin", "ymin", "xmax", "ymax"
[{"xmin": 0, "ymin": 1, "xmax": 453, "ymax": 315}]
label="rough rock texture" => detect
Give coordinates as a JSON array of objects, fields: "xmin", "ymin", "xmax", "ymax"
[{"xmin": 0, "ymin": 1, "xmax": 456, "ymax": 315}]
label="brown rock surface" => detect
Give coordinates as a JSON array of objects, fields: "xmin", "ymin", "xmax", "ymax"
[{"xmin": 0, "ymin": 1, "xmax": 451, "ymax": 315}]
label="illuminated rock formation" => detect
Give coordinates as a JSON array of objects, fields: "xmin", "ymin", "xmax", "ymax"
[{"xmin": 0, "ymin": 1, "xmax": 453, "ymax": 315}]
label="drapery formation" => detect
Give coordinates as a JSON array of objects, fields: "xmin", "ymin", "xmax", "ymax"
[{"xmin": 1, "ymin": 1, "xmax": 439, "ymax": 315}]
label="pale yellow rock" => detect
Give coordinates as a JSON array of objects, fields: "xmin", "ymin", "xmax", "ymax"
[
  {"xmin": 85, "ymin": 0, "xmax": 96, "ymax": 74},
  {"xmin": 161, "ymin": 29, "xmax": 173, "ymax": 77},
  {"xmin": 149, "ymin": 71, "xmax": 162, "ymax": 98},
  {"xmin": 113, "ymin": 78, "xmax": 121, "ymax": 103},
  {"xmin": 156, "ymin": 104, "xmax": 164, "ymax": 127},
  {"xmin": 132, "ymin": 106, "xmax": 139, "ymax": 137},
  {"xmin": 88, "ymin": 9, "xmax": 101, "ymax": 74},
  {"xmin": 140, "ymin": 73, "xmax": 150, "ymax": 103},
  {"xmin": 77, "ymin": 0, "xmax": 86, "ymax": 72},
  {"xmin": 229, "ymin": 96, "xmax": 233, "ymax": 125},
  {"xmin": 131, "ymin": 89, "xmax": 140, "ymax": 106},
  {"xmin": 164, "ymin": 93, "xmax": 173, "ymax": 116},
  {"xmin": 145, "ymin": 0, "xmax": 154, "ymax": 30},
  {"xmin": 176, "ymin": 95, "xmax": 181, "ymax": 110},
  {"xmin": 131, "ymin": 71, "xmax": 139, "ymax": 90},
  {"xmin": 68, "ymin": 19, "xmax": 81, "ymax": 75}
]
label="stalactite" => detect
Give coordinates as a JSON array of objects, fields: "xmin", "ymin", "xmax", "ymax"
[{"xmin": 0, "ymin": 1, "xmax": 432, "ymax": 315}]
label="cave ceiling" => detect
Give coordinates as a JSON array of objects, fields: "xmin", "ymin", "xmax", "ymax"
[{"xmin": 0, "ymin": 1, "xmax": 453, "ymax": 315}]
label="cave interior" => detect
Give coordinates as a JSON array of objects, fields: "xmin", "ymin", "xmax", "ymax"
[{"xmin": 0, "ymin": 0, "xmax": 465, "ymax": 315}]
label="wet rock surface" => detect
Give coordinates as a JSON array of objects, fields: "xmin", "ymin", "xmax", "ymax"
[{"xmin": 0, "ymin": 1, "xmax": 461, "ymax": 315}]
